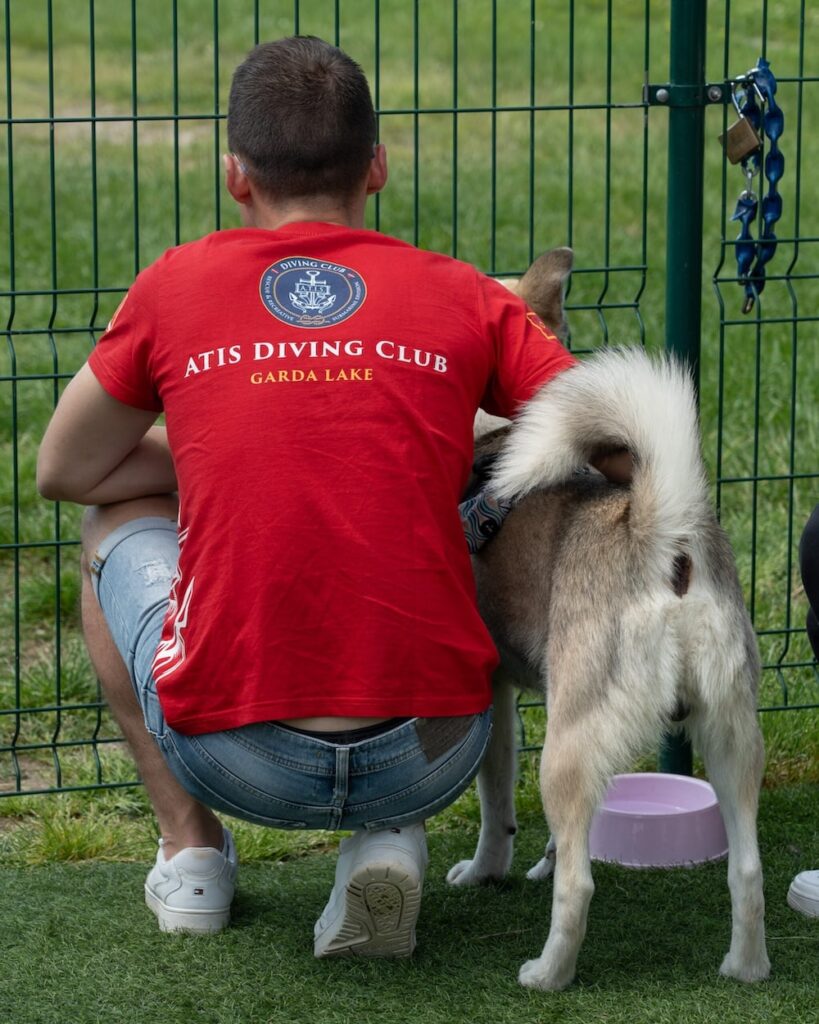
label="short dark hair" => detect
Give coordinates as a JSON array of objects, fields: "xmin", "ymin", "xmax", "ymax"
[{"xmin": 227, "ymin": 36, "xmax": 377, "ymax": 201}]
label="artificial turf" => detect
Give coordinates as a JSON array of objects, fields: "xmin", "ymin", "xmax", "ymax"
[{"xmin": 1, "ymin": 782, "xmax": 816, "ymax": 1024}]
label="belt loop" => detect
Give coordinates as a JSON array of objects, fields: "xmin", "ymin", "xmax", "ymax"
[{"xmin": 329, "ymin": 746, "xmax": 350, "ymax": 828}]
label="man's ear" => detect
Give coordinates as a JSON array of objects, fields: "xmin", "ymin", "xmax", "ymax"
[
  {"xmin": 366, "ymin": 143, "xmax": 388, "ymax": 195},
  {"xmin": 224, "ymin": 153, "xmax": 253, "ymax": 206}
]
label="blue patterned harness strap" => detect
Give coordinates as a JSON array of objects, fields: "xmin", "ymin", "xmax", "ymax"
[{"xmin": 459, "ymin": 489, "xmax": 514, "ymax": 554}]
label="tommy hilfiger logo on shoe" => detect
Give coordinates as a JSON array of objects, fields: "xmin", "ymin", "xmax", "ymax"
[{"xmin": 193, "ymin": 888, "xmax": 205, "ymax": 896}]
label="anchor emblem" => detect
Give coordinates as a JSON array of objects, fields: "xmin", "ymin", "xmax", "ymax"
[{"xmin": 289, "ymin": 270, "xmax": 337, "ymax": 315}]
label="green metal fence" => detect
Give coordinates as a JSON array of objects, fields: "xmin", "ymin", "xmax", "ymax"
[{"xmin": 1, "ymin": 1, "xmax": 816, "ymax": 797}]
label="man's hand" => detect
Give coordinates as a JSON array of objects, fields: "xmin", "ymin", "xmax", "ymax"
[{"xmin": 37, "ymin": 363, "xmax": 177, "ymax": 505}]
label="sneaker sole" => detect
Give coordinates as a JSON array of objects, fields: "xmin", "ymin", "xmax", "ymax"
[
  {"xmin": 787, "ymin": 886, "xmax": 819, "ymax": 918},
  {"xmin": 145, "ymin": 885, "xmax": 231, "ymax": 934},
  {"xmin": 314, "ymin": 862, "xmax": 423, "ymax": 958}
]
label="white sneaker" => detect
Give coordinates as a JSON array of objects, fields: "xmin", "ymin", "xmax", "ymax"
[
  {"xmin": 145, "ymin": 827, "xmax": 237, "ymax": 934},
  {"xmin": 787, "ymin": 870, "xmax": 819, "ymax": 918},
  {"xmin": 314, "ymin": 823, "xmax": 428, "ymax": 958}
]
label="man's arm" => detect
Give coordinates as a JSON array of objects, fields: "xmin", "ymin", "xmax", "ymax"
[{"xmin": 37, "ymin": 363, "xmax": 176, "ymax": 505}]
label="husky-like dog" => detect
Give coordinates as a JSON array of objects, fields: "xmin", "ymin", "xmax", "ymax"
[{"xmin": 447, "ymin": 249, "xmax": 771, "ymax": 991}]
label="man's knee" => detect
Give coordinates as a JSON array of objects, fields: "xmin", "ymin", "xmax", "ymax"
[
  {"xmin": 799, "ymin": 504, "xmax": 819, "ymax": 608},
  {"xmin": 799, "ymin": 505, "xmax": 819, "ymax": 567}
]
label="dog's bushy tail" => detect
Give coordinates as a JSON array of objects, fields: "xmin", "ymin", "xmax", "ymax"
[{"xmin": 489, "ymin": 347, "xmax": 711, "ymax": 564}]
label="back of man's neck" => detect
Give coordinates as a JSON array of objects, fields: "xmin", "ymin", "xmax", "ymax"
[{"xmin": 241, "ymin": 196, "xmax": 366, "ymax": 232}]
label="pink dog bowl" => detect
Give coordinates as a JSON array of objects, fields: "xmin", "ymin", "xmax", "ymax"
[{"xmin": 588, "ymin": 772, "xmax": 728, "ymax": 868}]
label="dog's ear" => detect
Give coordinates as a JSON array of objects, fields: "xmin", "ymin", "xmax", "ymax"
[{"xmin": 516, "ymin": 247, "xmax": 573, "ymax": 342}]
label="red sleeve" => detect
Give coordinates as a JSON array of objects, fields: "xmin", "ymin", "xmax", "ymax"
[
  {"xmin": 477, "ymin": 274, "xmax": 577, "ymax": 418},
  {"xmin": 88, "ymin": 264, "xmax": 163, "ymax": 413}
]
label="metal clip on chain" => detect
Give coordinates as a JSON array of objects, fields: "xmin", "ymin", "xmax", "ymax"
[{"xmin": 726, "ymin": 58, "xmax": 784, "ymax": 314}]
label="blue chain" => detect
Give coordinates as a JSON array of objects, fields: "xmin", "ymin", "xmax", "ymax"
[{"xmin": 730, "ymin": 58, "xmax": 784, "ymax": 314}]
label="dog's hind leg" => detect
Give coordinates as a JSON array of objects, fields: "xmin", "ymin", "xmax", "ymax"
[
  {"xmin": 517, "ymin": 713, "xmax": 604, "ymax": 991},
  {"xmin": 519, "ymin": 597, "xmax": 680, "ymax": 991},
  {"xmin": 447, "ymin": 674, "xmax": 519, "ymax": 886},
  {"xmin": 685, "ymin": 607, "xmax": 770, "ymax": 982}
]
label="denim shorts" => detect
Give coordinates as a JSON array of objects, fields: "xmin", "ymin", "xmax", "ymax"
[{"xmin": 90, "ymin": 517, "xmax": 493, "ymax": 831}]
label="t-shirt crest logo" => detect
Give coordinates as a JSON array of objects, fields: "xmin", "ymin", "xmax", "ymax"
[{"xmin": 259, "ymin": 257, "xmax": 366, "ymax": 328}]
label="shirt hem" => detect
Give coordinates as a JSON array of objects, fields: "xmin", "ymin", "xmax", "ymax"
[{"xmin": 162, "ymin": 694, "xmax": 494, "ymax": 736}]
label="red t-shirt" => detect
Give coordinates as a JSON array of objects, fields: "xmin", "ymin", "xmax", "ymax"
[{"xmin": 88, "ymin": 223, "xmax": 576, "ymax": 733}]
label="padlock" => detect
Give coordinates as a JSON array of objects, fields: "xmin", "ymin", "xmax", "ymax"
[{"xmin": 720, "ymin": 114, "xmax": 762, "ymax": 165}]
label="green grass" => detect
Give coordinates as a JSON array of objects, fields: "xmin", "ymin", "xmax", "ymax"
[{"xmin": 0, "ymin": 780, "xmax": 817, "ymax": 1024}]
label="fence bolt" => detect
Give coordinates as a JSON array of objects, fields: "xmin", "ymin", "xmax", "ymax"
[
  {"xmin": 656, "ymin": 87, "xmax": 670, "ymax": 103},
  {"xmin": 708, "ymin": 85, "xmax": 724, "ymax": 102}
]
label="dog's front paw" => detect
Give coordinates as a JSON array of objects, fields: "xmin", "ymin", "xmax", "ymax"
[
  {"xmin": 446, "ymin": 858, "xmax": 503, "ymax": 887},
  {"xmin": 518, "ymin": 956, "xmax": 575, "ymax": 992},
  {"xmin": 719, "ymin": 950, "xmax": 771, "ymax": 983}
]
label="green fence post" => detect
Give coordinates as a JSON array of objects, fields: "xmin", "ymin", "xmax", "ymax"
[{"xmin": 658, "ymin": 0, "xmax": 708, "ymax": 777}]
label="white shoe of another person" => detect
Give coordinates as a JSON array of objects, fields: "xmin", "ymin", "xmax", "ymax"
[
  {"xmin": 145, "ymin": 827, "xmax": 238, "ymax": 934},
  {"xmin": 787, "ymin": 870, "xmax": 819, "ymax": 918},
  {"xmin": 314, "ymin": 823, "xmax": 428, "ymax": 958}
]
